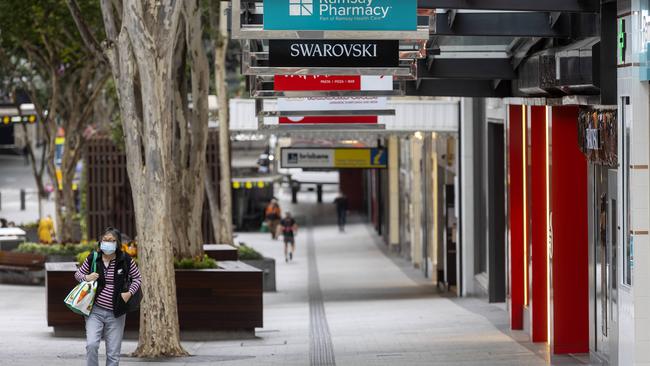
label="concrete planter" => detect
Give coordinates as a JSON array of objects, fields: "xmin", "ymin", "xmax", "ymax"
[
  {"xmin": 242, "ymin": 257, "xmax": 276, "ymax": 292},
  {"xmin": 23, "ymin": 227, "xmax": 39, "ymax": 243},
  {"xmin": 45, "ymin": 255, "xmax": 76, "ymax": 263}
]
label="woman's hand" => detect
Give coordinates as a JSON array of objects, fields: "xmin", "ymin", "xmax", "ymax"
[
  {"xmin": 121, "ymin": 292, "xmax": 132, "ymax": 303},
  {"xmin": 85, "ymin": 273, "xmax": 99, "ymax": 282}
]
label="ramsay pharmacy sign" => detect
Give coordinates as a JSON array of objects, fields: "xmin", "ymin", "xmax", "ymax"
[{"xmin": 264, "ymin": 0, "xmax": 417, "ymax": 31}]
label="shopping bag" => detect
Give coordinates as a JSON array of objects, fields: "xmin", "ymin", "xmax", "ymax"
[
  {"xmin": 260, "ymin": 220, "xmax": 269, "ymax": 233},
  {"xmin": 64, "ymin": 251, "xmax": 98, "ymax": 316}
]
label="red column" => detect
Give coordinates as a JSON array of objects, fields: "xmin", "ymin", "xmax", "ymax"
[
  {"xmin": 551, "ymin": 106, "xmax": 589, "ymax": 353},
  {"xmin": 530, "ymin": 105, "xmax": 548, "ymax": 343},
  {"xmin": 339, "ymin": 169, "xmax": 364, "ymax": 211},
  {"xmin": 508, "ymin": 105, "xmax": 525, "ymax": 330}
]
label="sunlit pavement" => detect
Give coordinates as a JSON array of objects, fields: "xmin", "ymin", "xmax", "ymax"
[{"xmin": 0, "ymin": 189, "xmax": 598, "ymax": 365}]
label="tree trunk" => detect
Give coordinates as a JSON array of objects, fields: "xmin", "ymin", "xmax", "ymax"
[
  {"xmin": 132, "ymin": 179, "xmax": 184, "ymax": 357},
  {"xmin": 205, "ymin": 172, "xmax": 221, "ymax": 244},
  {"xmin": 214, "ymin": 1, "xmax": 233, "ymax": 245},
  {"xmin": 60, "ymin": 160, "xmax": 78, "ymax": 242},
  {"xmin": 19, "ymin": 123, "xmax": 47, "ymax": 199},
  {"xmin": 73, "ymin": 0, "xmax": 211, "ymax": 357}
]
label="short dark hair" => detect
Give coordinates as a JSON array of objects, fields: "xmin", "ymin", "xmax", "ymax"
[{"xmin": 99, "ymin": 227, "xmax": 123, "ymax": 254}]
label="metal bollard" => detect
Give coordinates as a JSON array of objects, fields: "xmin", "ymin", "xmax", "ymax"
[
  {"xmin": 20, "ymin": 189, "xmax": 26, "ymax": 211},
  {"xmin": 316, "ymin": 184, "xmax": 323, "ymax": 203},
  {"xmin": 291, "ymin": 181, "xmax": 299, "ymax": 204}
]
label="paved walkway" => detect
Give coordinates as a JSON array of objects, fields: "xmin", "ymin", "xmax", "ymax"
[
  {"xmin": 0, "ymin": 152, "xmax": 56, "ymax": 226},
  {"xmin": 0, "ymin": 188, "xmax": 597, "ymax": 365}
]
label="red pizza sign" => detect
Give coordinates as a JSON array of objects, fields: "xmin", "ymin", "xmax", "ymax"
[{"xmin": 279, "ymin": 116, "xmax": 378, "ymax": 124}]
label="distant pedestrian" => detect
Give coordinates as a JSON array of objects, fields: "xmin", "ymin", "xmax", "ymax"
[
  {"xmin": 75, "ymin": 227, "xmax": 142, "ymax": 366},
  {"xmin": 334, "ymin": 191, "xmax": 349, "ymax": 232},
  {"xmin": 280, "ymin": 212, "xmax": 298, "ymax": 262},
  {"xmin": 264, "ymin": 198, "xmax": 282, "ymax": 240},
  {"xmin": 37, "ymin": 215, "xmax": 55, "ymax": 244}
]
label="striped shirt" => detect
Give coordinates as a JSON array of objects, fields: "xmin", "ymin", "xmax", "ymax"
[{"xmin": 74, "ymin": 254, "xmax": 141, "ymax": 311}]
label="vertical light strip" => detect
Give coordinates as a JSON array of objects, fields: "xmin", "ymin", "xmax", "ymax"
[
  {"xmin": 545, "ymin": 106, "xmax": 551, "ymax": 345},
  {"xmin": 432, "ymin": 133, "xmax": 439, "ymax": 274},
  {"xmin": 522, "ymin": 106, "xmax": 528, "ymax": 307}
]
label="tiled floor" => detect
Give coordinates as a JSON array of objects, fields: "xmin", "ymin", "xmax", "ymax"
[{"xmin": 0, "ymin": 190, "xmax": 600, "ymax": 365}]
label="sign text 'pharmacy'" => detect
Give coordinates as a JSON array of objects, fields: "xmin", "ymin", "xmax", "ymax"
[{"xmin": 264, "ymin": 0, "xmax": 417, "ymax": 31}]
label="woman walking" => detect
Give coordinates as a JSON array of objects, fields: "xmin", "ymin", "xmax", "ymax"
[{"xmin": 74, "ymin": 227, "xmax": 141, "ymax": 366}]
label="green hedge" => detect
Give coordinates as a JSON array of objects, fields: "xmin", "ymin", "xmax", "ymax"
[
  {"xmin": 14, "ymin": 242, "xmax": 96, "ymax": 256},
  {"xmin": 76, "ymin": 252, "xmax": 217, "ymax": 270},
  {"xmin": 174, "ymin": 255, "xmax": 218, "ymax": 269},
  {"xmin": 237, "ymin": 244, "xmax": 264, "ymax": 260}
]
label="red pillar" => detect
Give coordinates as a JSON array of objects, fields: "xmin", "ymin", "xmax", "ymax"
[
  {"xmin": 551, "ymin": 106, "xmax": 589, "ymax": 353},
  {"xmin": 339, "ymin": 169, "xmax": 364, "ymax": 212},
  {"xmin": 508, "ymin": 105, "xmax": 525, "ymax": 330},
  {"xmin": 530, "ymin": 105, "xmax": 548, "ymax": 343}
]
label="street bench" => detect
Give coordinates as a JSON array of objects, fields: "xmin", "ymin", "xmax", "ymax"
[{"xmin": 0, "ymin": 251, "xmax": 46, "ymax": 284}]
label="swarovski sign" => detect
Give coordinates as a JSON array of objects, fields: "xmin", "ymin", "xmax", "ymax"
[
  {"xmin": 290, "ymin": 42, "xmax": 377, "ymax": 58},
  {"xmin": 269, "ymin": 40, "xmax": 399, "ymax": 67},
  {"xmin": 265, "ymin": 0, "xmax": 417, "ymax": 31}
]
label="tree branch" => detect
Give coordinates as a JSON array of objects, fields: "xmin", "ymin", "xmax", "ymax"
[
  {"xmin": 66, "ymin": 0, "xmax": 108, "ymax": 63},
  {"xmin": 78, "ymin": 73, "xmax": 111, "ymax": 125}
]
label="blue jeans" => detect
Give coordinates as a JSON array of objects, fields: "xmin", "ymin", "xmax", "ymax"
[{"xmin": 85, "ymin": 305, "xmax": 126, "ymax": 366}]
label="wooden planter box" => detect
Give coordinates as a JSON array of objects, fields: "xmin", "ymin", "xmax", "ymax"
[
  {"xmin": 46, "ymin": 261, "xmax": 263, "ymax": 337},
  {"xmin": 203, "ymin": 244, "xmax": 238, "ymax": 261}
]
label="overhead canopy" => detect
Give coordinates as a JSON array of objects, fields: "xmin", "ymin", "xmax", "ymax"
[{"xmin": 234, "ymin": 0, "xmax": 614, "ymax": 106}]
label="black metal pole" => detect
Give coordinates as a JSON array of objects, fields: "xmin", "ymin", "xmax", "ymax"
[
  {"xmin": 20, "ymin": 189, "xmax": 26, "ymax": 211},
  {"xmin": 316, "ymin": 184, "xmax": 323, "ymax": 203}
]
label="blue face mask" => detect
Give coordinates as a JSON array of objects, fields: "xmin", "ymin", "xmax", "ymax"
[{"xmin": 100, "ymin": 241, "xmax": 117, "ymax": 255}]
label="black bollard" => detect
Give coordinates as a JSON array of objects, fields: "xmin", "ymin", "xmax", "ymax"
[
  {"xmin": 291, "ymin": 181, "xmax": 299, "ymax": 204},
  {"xmin": 20, "ymin": 189, "xmax": 26, "ymax": 210},
  {"xmin": 316, "ymin": 184, "xmax": 323, "ymax": 203}
]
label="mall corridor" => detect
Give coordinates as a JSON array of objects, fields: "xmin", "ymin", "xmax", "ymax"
[
  {"xmin": 202, "ymin": 191, "xmax": 597, "ymax": 366},
  {"xmin": 0, "ymin": 191, "xmax": 597, "ymax": 366}
]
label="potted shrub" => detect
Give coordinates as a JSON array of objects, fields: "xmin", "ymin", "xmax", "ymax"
[{"xmin": 238, "ymin": 244, "xmax": 276, "ymax": 292}]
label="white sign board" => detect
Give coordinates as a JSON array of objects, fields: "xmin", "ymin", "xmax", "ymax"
[
  {"xmin": 276, "ymin": 96, "xmax": 388, "ymax": 112},
  {"xmin": 282, "ymin": 149, "xmax": 334, "ymax": 168}
]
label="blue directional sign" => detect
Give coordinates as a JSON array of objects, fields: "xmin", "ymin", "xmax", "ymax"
[{"xmin": 264, "ymin": 0, "xmax": 417, "ymax": 31}]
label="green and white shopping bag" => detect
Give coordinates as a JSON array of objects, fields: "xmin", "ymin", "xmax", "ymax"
[{"xmin": 64, "ymin": 251, "xmax": 98, "ymax": 316}]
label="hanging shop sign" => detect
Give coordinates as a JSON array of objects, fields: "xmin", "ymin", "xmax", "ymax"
[
  {"xmin": 264, "ymin": 0, "xmax": 417, "ymax": 31},
  {"xmin": 279, "ymin": 116, "xmax": 378, "ymax": 124},
  {"xmin": 577, "ymin": 108, "xmax": 617, "ymax": 166},
  {"xmin": 281, "ymin": 147, "xmax": 387, "ymax": 168},
  {"xmin": 277, "ymin": 96, "xmax": 387, "ymax": 112},
  {"xmin": 268, "ymin": 40, "xmax": 399, "ymax": 68},
  {"xmin": 274, "ymin": 75, "xmax": 393, "ymax": 91}
]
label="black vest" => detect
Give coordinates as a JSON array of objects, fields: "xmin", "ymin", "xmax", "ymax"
[{"xmin": 90, "ymin": 251, "xmax": 131, "ymax": 318}]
